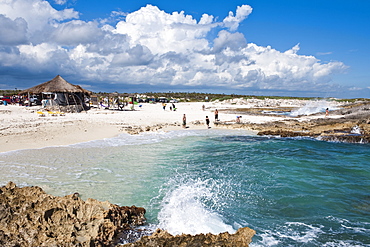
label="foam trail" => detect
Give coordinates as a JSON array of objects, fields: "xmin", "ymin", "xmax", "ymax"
[{"xmin": 157, "ymin": 179, "xmax": 235, "ymax": 236}]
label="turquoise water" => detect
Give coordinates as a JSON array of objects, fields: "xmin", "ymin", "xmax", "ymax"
[{"xmin": 1, "ymin": 129, "xmax": 369, "ymax": 246}]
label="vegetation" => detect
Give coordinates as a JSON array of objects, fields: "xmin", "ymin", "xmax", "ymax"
[
  {"xmin": 138, "ymin": 92, "xmax": 325, "ymax": 102},
  {"xmin": 334, "ymin": 98, "xmax": 370, "ymax": 103},
  {"xmin": 0, "ymin": 90, "xmax": 20, "ymax": 96},
  {"xmin": 1, "ymin": 89, "xmax": 368, "ymax": 102}
]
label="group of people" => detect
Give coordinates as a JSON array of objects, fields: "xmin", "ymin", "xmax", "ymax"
[
  {"xmin": 162, "ymin": 102, "xmax": 176, "ymax": 111},
  {"xmin": 182, "ymin": 109, "xmax": 220, "ymax": 129},
  {"xmin": 205, "ymin": 109, "xmax": 219, "ymax": 128}
]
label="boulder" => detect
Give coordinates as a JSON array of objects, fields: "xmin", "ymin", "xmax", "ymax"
[{"xmin": 0, "ymin": 182, "xmax": 146, "ymax": 246}]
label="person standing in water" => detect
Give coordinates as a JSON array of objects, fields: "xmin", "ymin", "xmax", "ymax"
[
  {"xmin": 182, "ymin": 114, "xmax": 186, "ymax": 128},
  {"xmin": 325, "ymin": 108, "xmax": 329, "ymax": 117},
  {"xmin": 205, "ymin": 116, "xmax": 210, "ymax": 128}
]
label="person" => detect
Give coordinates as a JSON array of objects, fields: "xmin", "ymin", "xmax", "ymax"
[
  {"xmin": 202, "ymin": 104, "xmax": 205, "ymax": 111},
  {"xmin": 172, "ymin": 103, "xmax": 176, "ymax": 111},
  {"xmin": 325, "ymin": 108, "xmax": 329, "ymax": 117},
  {"xmin": 205, "ymin": 116, "xmax": 210, "ymax": 128},
  {"xmin": 182, "ymin": 114, "xmax": 187, "ymax": 128},
  {"xmin": 214, "ymin": 109, "xmax": 219, "ymax": 121},
  {"xmin": 236, "ymin": 116, "xmax": 241, "ymax": 123},
  {"xmin": 162, "ymin": 103, "xmax": 166, "ymax": 110}
]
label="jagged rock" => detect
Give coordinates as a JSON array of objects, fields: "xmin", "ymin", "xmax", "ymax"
[
  {"xmin": 0, "ymin": 182, "xmax": 146, "ymax": 247},
  {"xmin": 123, "ymin": 227, "xmax": 255, "ymax": 247},
  {"xmin": 215, "ymin": 102, "xmax": 370, "ymax": 144},
  {"xmin": 257, "ymin": 130, "xmax": 312, "ymax": 137},
  {"xmin": 0, "ymin": 182, "xmax": 256, "ymax": 246},
  {"xmin": 319, "ymin": 134, "xmax": 370, "ymax": 143}
]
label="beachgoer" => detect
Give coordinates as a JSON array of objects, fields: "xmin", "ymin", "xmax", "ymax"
[
  {"xmin": 236, "ymin": 116, "xmax": 240, "ymax": 123},
  {"xmin": 172, "ymin": 103, "xmax": 176, "ymax": 111},
  {"xmin": 202, "ymin": 104, "xmax": 205, "ymax": 111},
  {"xmin": 182, "ymin": 114, "xmax": 186, "ymax": 128},
  {"xmin": 162, "ymin": 103, "xmax": 166, "ymax": 110},
  {"xmin": 325, "ymin": 108, "xmax": 329, "ymax": 117},
  {"xmin": 205, "ymin": 116, "xmax": 210, "ymax": 128},
  {"xmin": 215, "ymin": 109, "xmax": 219, "ymax": 121}
]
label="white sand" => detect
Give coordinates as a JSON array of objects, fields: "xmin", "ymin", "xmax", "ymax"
[{"xmin": 0, "ymin": 100, "xmax": 335, "ymax": 153}]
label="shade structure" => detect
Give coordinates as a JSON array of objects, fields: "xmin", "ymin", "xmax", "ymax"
[
  {"xmin": 20, "ymin": 75, "xmax": 91, "ymax": 112},
  {"xmin": 20, "ymin": 75, "xmax": 91, "ymax": 95}
]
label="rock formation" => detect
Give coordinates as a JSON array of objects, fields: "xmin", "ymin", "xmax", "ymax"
[
  {"xmin": 0, "ymin": 182, "xmax": 146, "ymax": 246},
  {"xmin": 215, "ymin": 101, "xmax": 370, "ymax": 143},
  {"xmin": 0, "ymin": 182, "xmax": 256, "ymax": 246},
  {"xmin": 122, "ymin": 227, "xmax": 255, "ymax": 247}
]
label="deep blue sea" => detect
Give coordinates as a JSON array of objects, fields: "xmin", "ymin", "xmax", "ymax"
[{"xmin": 1, "ymin": 129, "xmax": 369, "ymax": 246}]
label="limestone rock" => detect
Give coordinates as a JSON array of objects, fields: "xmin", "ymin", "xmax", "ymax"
[
  {"xmin": 0, "ymin": 182, "xmax": 146, "ymax": 247},
  {"xmin": 216, "ymin": 101, "xmax": 370, "ymax": 144},
  {"xmin": 123, "ymin": 227, "xmax": 256, "ymax": 247}
]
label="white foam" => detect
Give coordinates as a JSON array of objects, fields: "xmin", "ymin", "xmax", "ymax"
[
  {"xmin": 250, "ymin": 222, "xmax": 324, "ymax": 246},
  {"xmin": 157, "ymin": 178, "xmax": 235, "ymax": 236},
  {"xmin": 290, "ymin": 100, "xmax": 339, "ymax": 117},
  {"xmin": 351, "ymin": 125, "xmax": 362, "ymax": 135}
]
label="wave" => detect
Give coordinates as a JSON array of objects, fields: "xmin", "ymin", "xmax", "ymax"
[
  {"xmin": 290, "ymin": 100, "xmax": 339, "ymax": 117},
  {"xmin": 154, "ymin": 176, "xmax": 235, "ymax": 236},
  {"xmin": 251, "ymin": 217, "xmax": 370, "ymax": 247}
]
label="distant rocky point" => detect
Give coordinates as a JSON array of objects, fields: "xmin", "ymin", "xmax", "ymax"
[
  {"xmin": 0, "ymin": 182, "xmax": 255, "ymax": 246},
  {"xmin": 215, "ymin": 101, "xmax": 370, "ymax": 144}
]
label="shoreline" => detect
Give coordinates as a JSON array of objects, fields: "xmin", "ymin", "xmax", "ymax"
[
  {"xmin": 0, "ymin": 101, "xmax": 284, "ymax": 153},
  {"xmin": 1, "ymin": 100, "xmax": 368, "ymax": 153}
]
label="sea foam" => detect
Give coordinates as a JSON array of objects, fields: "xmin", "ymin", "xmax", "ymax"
[
  {"xmin": 290, "ymin": 100, "xmax": 339, "ymax": 117},
  {"xmin": 156, "ymin": 177, "xmax": 235, "ymax": 236}
]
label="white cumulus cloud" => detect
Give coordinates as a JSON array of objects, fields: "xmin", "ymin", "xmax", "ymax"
[
  {"xmin": 0, "ymin": 0, "xmax": 348, "ymax": 95},
  {"xmin": 223, "ymin": 5, "xmax": 253, "ymax": 31}
]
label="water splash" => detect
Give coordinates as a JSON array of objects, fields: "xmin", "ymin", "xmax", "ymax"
[
  {"xmin": 290, "ymin": 100, "xmax": 338, "ymax": 117},
  {"xmin": 351, "ymin": 125, "xmax": 362, "ymax": 135},
  {"xmin": 157, "ymin": 178, "xmax": 235, "ymax": 236}
]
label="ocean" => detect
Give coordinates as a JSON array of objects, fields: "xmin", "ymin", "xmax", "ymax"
[{"xmin": 1, "ymin": 129, "xmax": 369, "ymax": 246}]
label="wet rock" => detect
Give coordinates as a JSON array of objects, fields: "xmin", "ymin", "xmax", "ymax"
[
  {"xmin": 123, "ymin": 227, "xmax": 256, "ymax": 247},
  {"xmin": 257, "ymin": 129, "xmax": 312, "ymax": 137},
  {"xmin": 319, "ymin": 134, "xmax": 370, "ymax": 143},
  {"xmin": 0, "ymin": 182, "xmax": 146, "ymax": 247}
]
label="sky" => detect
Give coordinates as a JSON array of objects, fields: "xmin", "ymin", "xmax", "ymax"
[{"xmin": 0, "ymin": 0, "xmax": 369, "ymax": 98}]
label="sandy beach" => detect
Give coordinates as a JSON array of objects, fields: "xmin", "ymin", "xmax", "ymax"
[{"xmin": 1, "ymin": 99, "xmax": 345, "ymax": 153}]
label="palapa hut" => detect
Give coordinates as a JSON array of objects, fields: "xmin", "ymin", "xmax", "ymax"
[{"xmin": 20, "ymin": 75, "xmax": 91, "ymax": 112}]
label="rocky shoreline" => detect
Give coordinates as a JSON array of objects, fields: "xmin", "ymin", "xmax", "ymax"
[
  {"xmin": 0, "ymin": 182, "xmax": 255, "ymax": 246},
  {"xmin": 215, "ymin": 101, "xmax": 370, "ymax": 144}
]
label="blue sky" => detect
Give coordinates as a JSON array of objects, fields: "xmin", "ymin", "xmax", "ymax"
[{"xmin": 0, "ymin": 0, "xmax": 369, "ymax": 98}]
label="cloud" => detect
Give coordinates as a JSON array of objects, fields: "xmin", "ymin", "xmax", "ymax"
[
  {"xmin": 50, "ymin": 20, "xmax": 104, "ymax": 45},
  {"xmin": 54, "ymin": 0, "xmax": 67, "ymax": 4},
  {"xmin": 223, "ymin": 5, "xmax": 253, "ymax": 31},
  {"xmin": 115, "ymin": 4, "xmax": 215, "ymax": 55},
  {"xmin": 0, "ymin": 15, "xmax": 28, "ymax": 45},
  {"xmin": 0, "ymin": 0, "xmax": 78, "ymax": 33},
  {"xmin": 316, "ymin": 51, "xmax": 333, "ymax": 56},
  {"xmin": 213, "ymin": 30, "xmax": 247, "ymax": 53},
  {"xmin": 0, "ymin": 0, "xmax": 348, "ymax": 95}
]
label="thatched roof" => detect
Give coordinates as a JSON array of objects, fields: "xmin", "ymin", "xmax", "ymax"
[{"xmin": 20, "ymin": 75, "xmax": 91, "ymax": 94}]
